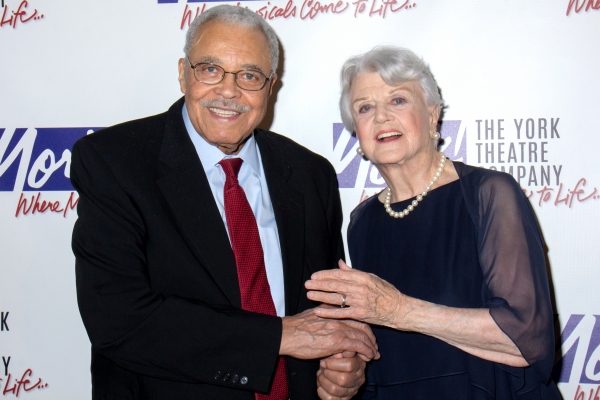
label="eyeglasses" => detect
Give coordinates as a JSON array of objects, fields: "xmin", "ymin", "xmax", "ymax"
[{"xmin": 187, "ymin": 58, "xmax": 272, "ymax": 91}]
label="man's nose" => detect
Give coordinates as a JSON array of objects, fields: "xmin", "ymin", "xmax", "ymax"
[{"xmin": 214, "ymin": 72, "xmax": 241, "ymax": 98}]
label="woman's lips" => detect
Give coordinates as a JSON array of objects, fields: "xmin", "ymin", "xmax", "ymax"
[{"xmin": 376, "ymin": 131, "xmax": 402, "ymax": 141}]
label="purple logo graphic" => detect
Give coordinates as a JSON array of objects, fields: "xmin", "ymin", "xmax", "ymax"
[
  {"xmin": 439, "ymin": 120, "xmax": 466, "ymax": 162},
  {"xmin": 333, "ymin": 123, "xmax": 384, "ymax": 189},
  {"xmin": 333, "ymin": 121, "xmax": 466, "ymax": 189},
  {"xmin": 553, "ymin": 314, "xmax": 600, "ymax": 384},
  {"xmin": 0, "ymin": 127, "xmax": 99, "ymax": 192}
]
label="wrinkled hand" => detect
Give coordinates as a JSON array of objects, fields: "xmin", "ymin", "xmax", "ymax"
[
  {"xmin": 305, "ymin": 260, "xmax": 406, "ymax": 329},
  {"xmin": 280, "ymin": 308, "xmax": 380, "ymax": 361},
  {"xmin": 317, "ymin": 352, "xmax": 365, "ymax": 400}
]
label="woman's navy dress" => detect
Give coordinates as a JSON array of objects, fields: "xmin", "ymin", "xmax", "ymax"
[{"xmin": 348, "ymin": 163, "xmax": 561, "ymax": 399}]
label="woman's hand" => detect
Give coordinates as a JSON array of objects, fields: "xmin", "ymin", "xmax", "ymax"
[
  {"xmin": 306, "ymin": 260, "xmax": 406, "ymax": 329},
  {"xmin": 306, "ymin": 260, "xmax": 528, "ymax": 367}
]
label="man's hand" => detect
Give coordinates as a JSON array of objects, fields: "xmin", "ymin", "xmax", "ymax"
[
  {"xmin": 317, "ymin": 352, "xmax": 365, "ymax": 400},
  {"xmin": 279, "ymin": 308, "xmax": 379, "ymax": 361}
]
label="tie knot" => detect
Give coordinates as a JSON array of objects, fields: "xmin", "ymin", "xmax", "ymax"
[{"xmin": 219, "ymin": 157, "xmax": 243, "ymax": 183}]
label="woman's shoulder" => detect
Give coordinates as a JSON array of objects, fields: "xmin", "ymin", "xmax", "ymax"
[
  {"xmin": 454, "ymin": 162, "xmax": 535, "ymax": 234},
  {"xmin": 348, "ymin": 192, "xmax": 381, "ymax": 231},
  {"xmin": 454, "ymin": 161, "xmax": 524, "ymax": 200}
]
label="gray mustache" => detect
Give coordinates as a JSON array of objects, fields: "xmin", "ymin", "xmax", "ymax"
[{"xmin": 200, "ymin": 99, "xmax": 250, "ymax": 113}]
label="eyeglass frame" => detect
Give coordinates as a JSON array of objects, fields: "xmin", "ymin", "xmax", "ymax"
[{"xmin": 186, "ymin": 58, "xmax": 273, "ymax": 92}]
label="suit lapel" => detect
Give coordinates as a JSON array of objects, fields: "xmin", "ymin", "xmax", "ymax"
[
  {"xmin": 255, "ymin": 131, "xmax": 306, "ymax": 316},
  {"xmin": 153, "ymin": 106, "xmax": 306, "ymax": 313},
  {"xmin": 155, "ymin": 99, "xmax": 241, "ymax": 307}
]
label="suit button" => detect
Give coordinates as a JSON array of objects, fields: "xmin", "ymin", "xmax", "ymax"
[
  {"xmin": 214, "ymin": 371, "xmax": 222, "ymax": 380},
  {"xmin": 222, "ymin": 373, "xmax": 231, "ymax": 382},
  {"xmin": 232, "ymin": 374, "xmax": 239, "ymax": 383},
  {"xmin": 240, "ymin": 376, "xmax": 248, "ymax": 385}
]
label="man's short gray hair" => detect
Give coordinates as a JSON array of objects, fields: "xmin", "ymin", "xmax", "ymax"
[
  {"xmin": 339, "ymin": 45, "xmax": 443, "ymax": 133},
  {"xmin": 183, "ymin": 5, "xmax": 279, "ymax": 74}
]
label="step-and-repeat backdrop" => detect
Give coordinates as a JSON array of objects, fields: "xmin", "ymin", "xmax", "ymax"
[{"xmin": 1, "ymin": 0, "xmax": 598, "ymax": 398}]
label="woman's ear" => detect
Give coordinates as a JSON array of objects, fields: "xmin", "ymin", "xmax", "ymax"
[{"xmin": 429, "ymin": 104, "xmax": 440, "ymax": 128}]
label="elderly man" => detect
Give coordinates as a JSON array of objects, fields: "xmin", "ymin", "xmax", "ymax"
[{"xmin": 71, "ymin": 5, "xmax": 376, "ymax": 400}]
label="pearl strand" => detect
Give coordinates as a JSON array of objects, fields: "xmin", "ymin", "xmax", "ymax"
[{"xmin": 384, "ymin": 153, "xmax": 447, "ymax": 218}]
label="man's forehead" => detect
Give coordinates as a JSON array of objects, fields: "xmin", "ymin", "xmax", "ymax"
[
  {"xmin": 193, "ymin": 55, "xmax": 266, "ymax": 73},
  {"xmin": 188, "ymin": 22, "xmax": 272, "ymax": 69}
]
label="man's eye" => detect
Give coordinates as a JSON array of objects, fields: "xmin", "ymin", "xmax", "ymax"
[
  {"xmin": 202, "ymin": 66, "xmax": 220, "ymax": 74},
  {"xmin": 240, "ymin": 72, "xmax": 259, "ymax": 81}
]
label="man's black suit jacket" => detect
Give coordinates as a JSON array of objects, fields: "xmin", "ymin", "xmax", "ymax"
[{"xmin": 71, "ymin": 98, "xmax": 344, "ymax": 400}]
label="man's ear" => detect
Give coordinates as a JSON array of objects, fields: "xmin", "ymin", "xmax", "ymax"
[
  {"xmin": 178, "ymin": 58, "xmax": 187, "ymax": 94},
  {"xmin": 268, "ymin": 74, "xmax": 278, "ymax": 97}
]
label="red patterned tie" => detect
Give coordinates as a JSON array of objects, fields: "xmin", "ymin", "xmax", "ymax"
[{"xmin": 219, "ymin": 158, "xmax": 288, "ymax": 400}]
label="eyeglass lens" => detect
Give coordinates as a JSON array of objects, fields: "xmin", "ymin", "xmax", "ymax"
[{"xmin": 194, "ymin": 64, "xmax": 268, "ymax": 91}]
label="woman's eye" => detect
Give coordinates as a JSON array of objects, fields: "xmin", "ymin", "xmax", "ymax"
[
  {"xmin": 393, "ymin": 97, "xmax": 406, "ymax": 105},
  {"xmin": 358, "ymin": 105, "xmax": 372, "ymax": 114}
]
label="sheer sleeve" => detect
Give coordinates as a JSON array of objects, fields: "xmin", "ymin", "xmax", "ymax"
[{"xmin": 456, "ymin": 163, "xmax": 554, "ymax": 383}]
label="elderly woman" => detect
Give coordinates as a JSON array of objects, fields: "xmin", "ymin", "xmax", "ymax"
[{"xmin": 307, "ymin": 46, "xmax": 560, "ymax": 399}]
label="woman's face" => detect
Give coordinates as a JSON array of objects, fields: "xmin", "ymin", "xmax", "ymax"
[{"xmin": 350, "ymin": 72, "xmax": 438, "ymax": 167}]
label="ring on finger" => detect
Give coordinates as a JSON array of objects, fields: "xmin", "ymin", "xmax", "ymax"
[{"xmin": 340, "ymin": 294, "xmax": 347, "ymax": 308}]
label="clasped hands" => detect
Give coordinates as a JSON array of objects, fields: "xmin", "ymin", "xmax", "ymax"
[
  {"xmin": 280, "ymin": 306, "xmax": 378, "ymax": 399},
  {"xmin": 299, "ymin": 259, "xmax": 405, "ymax": 399},
  {"xmin": 281, "ymin": 259, "xmax": 402, "ymax": 399}
]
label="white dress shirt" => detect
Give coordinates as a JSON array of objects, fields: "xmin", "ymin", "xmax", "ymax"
[{"xmin": 182, "ymin": 105, "xmax": 286, "ymax": 316}]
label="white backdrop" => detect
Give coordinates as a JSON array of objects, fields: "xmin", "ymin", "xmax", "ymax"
[{"xmin": 1, "ymin": 0, "xmax": 599, "ymax": 398}]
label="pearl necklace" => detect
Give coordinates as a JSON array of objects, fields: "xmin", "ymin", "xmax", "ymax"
[{"xmin": 384, "ymin": 153, "xmax": 447, "ymax": 218}]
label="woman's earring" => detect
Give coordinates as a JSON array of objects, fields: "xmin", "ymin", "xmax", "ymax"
[
  {"xmin": 356, "ymin": 147, "xmax": 365, "ymax": 156},
  {"xmin": 430, "ymin": 132, "xmax": 441, "ymax": 140}
]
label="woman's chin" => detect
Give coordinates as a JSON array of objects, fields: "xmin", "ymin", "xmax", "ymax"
[{"xmin": 370, "ymin": 153, "xmax": 411, "ymax": 167}]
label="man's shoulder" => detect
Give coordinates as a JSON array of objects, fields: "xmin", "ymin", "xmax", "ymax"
[
  {"xmin": 70, "ymin": 99, "xmax": 187, "ymax": 178},
  {"xmin": 78, "ymin": 108, "xmax": 170, "ymax": 151}
]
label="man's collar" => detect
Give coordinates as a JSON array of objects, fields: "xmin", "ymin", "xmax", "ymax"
[{"xmin": 182, "ymin": 103, "xmax": 262, "ymax": 177}]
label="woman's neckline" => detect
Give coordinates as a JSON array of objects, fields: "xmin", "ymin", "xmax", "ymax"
[{"xmin": 376, "ymin": 161, "xmax": 461, "ymax": 205}]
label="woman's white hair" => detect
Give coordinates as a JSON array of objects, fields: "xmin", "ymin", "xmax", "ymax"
[
  {"xmin": 184, "ymin": 5, "xmax": 279, "ymax": 73},
  {"xmin": 339, "ymin": 45, "xmax": 443, "ymax": 133}
]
